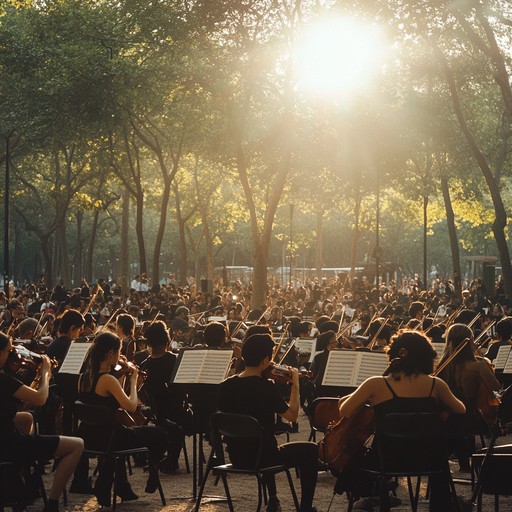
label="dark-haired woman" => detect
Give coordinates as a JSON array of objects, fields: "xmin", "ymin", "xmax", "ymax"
[
  {"xmin": 78, "ymin": 332, "xmax": 166, "ymax": 507},
  {"xmin": 0, "ymin": 333, "xmax": 84, "ymax": 512},
  {"xmin": 436, "ymin": 323, "xmax": 500, "ymax": 471},
  {"xmin": 337, "ymin": 330, "xmax": 466, "ymax": 511},
  {"xmin": 115, "ymin": 313, "xmax": 136, "ymax": 362}
]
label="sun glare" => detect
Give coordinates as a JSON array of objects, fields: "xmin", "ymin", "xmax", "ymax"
[{"xmin": 295, "ymin": 18, "xmax": 387, "ymax": 97}]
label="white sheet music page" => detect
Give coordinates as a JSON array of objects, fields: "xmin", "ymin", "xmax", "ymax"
[
  {"xmin": 354, "ymin": 352, "xmax": 389, "ymax": 386},
  {"xmin": 431, "ymin": 343, "xmax": 445, "ymax": 362},
  {"xmin": 295, "ymin": 338, "xmax": 316, "ymax": 354},
  {"xmin": 321, "ymin": 350, "xmax": 359, "ymax": 387},
  {"xmin": 59, "ymin": 342, "xmax": 92, "ymax": 374},
  {"xmin": 173, "ymin": 350, "xmax": 207, "ymax": 383},
  {"xmin": 498, "ymin": 345, "xmax": 512, "ymax": 372},
  {"xmin": 198, "ymin": 350, "xmax": 233, "ymax": 384}
]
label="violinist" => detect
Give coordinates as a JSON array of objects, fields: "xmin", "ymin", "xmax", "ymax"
[
  {"xmin": 337, "ymin": 330, "xmax": 466, "ymax": 511},
  {"xmin": 0, "ymin": 299, "xmax": 25, "ymax": 335},
  {"xmin": 140, "ymin": 320, "xmax": 188, "ymax": 474},
  {"xmin": 217, "ymin": 333, "xmax": 318, "ymax": 512},
  {"xmin": 45, "ymin": 309, "xmax": 85, "ymax": 371},
  {"xmin": 310, "ymin": 330, "xmax": 338, "ymax": 389},
  {"xmin": 116, "ymin": 313, "xmax": 137, "ymax": 361},
  {"xmin": 77, "ymin": 332, "xmax": 167, "ymax": 507},
  {"xmin": 0, "ymin": 332, "xmax": 84, "ymax": 512},
  {"xmin": 436, "ymin": 323, "xmax": 501, "ymax": 471},
  {"xmin": 485, "ymin": 316, "xmax": 512, "ymax": 362}
]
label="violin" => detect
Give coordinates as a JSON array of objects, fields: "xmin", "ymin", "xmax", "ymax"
[
  {"xmin": 7, "ymin": 345, "xmax": 58, "ymax": 373},
  {"xmin": 262, "ymin": 363, "xmax": 313, "ymax": 384},
  {"xmin": 111, "ymin": 359, "xmax": 147, "ymax": 380}
]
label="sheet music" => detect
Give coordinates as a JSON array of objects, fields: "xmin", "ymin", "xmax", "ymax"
[
  {"xmin": 354, "ymin": 352, "xmax": 388, "ymax": 386},
  {"xmin": 173, "ymin": 350, "xmax": 207, "ymax": 383},
  {"xmin": 198, "ymin": 350, "xmax": 233, "ymax": 384},
  {"xmin": 173, "ymin": 349, "xmax": 233, "ymax": 384},
  {"xmin": 431, "ymin": 343, "xmax": 445, "ymax": 361},
  {"xmin": 322, "ymin": 350, "xmax": 389, "ymax": 387},
  {"xmin": 498, "ymin": 346, "xmax": 512, "ymax": 372},
  {"xmin": 322, "ymin": 350, "xmax": 359, "ymax": 387},
  {"xmin": 295, "ymin": 338, "xmax": 316, "ymax": 354},
  {"xmin": 59, "ymin": 342, "xmax": 92, "ymax": 374}
]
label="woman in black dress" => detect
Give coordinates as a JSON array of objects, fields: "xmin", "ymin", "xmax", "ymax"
[
  {"xmin": 338, "ymin": 330, "xmax": 466, "ymax": 511},
  {"xmin": 0, "ymin": 332, "xmax": 83, "ymax": 512},
  {"xmin": 78, "ymin": 331, "xmax": 166, "ymax": 507}
]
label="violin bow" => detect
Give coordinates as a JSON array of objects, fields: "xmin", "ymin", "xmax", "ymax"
[
  {"xmin": 367, "ymin": 317, "xmax": 390, "ymax": 351},
  {"xmin": 474, "ymin": 320, "xmax": 497, "ymax": 350},
  {"xmin": 468, "ymin": 312, "xmax": 481, "ymax": 330},
  {"xmin": 277, "ymin": 338, "xmax": 297, "ymax": 365},
  {"xmin": 434, "ymin": 337, "xmax": 471, "ymax": 376},
  {"xmin": 83, "ymin": 285, "xmax": 102, "ymax": 315},
  {"xmin": 272, "ymin": 322, "xmax": 289, "ymax": 362}
]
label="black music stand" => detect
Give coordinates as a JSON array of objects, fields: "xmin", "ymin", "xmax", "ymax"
[{"xmin": 170, "ymin": 347, "xmax": 234, "ymax": 502}]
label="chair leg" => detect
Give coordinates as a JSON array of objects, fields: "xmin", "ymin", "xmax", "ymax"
[
  {"xmin": 284, "ymin": 469, "xmax": 300, "ymax": 511},
  {"xmin": 495, "ymin": 494, "xmax": 499, "ymax": 512},
  {"xmin": 182, "ymin": 436, "xmax": 190, "ymax": 474},
  {"xmin": 220, "ymin": 473, "xmax": 234, "ymax": 512},
  {"xmin": 193, "ymin": 462, "xmax": 212, "ymax": 512},
  {"xmin": 255, "ymin": 475, "xmax": 264, "ymax": 512}
]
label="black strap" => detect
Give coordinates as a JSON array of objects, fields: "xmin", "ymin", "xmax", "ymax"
[
  {"xmin": 383, "ymin": 377, "xmax": 398, "ymax": 398},
  {"xmin": 429, "ymin": 377, "xmax": 436, "ymax": 397}
]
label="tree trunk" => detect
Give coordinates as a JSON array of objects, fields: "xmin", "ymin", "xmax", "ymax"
[
  {"xmin": 440, "ymin": 51, "xmax": 512, "ymax": 303},
  {"xmin": 440, "ymin": 171, "xmax": 462, "ymax": 301},
  {"xmin": 252, "ymin": 246, "xmax": 269, "ymax": 311},
  {"xmin": 135, "ymin": 188, "xmax": 147, "ymax": 276},
  {"xmin": 42, "ymin": 238, "xmax": 53, "ymax": 288},
  {"xmin": 151, "ymin": 176, "xmax": 172, "ymax": 286},
  {"xmin": 350, "ymin": 183, "xmax": 363, "ymax": 283},
  {"xmin": 120, "ymin": 189, "xmax": 130, "ymax": 294},
  {"xmin": 315, "ymin": 210, "xmax": 323, "ymax": 277},
  {"xmin": 86, "ymin": 208, "xmax": 100, "ymax": 282}
]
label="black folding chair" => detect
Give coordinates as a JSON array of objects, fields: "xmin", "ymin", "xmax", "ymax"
[
  {"xmin": 194, "ymin": 412, "xmax": 300, "ymax": 512},
  {"xmin": 362, "ymin": 412, "xmax": 460, "ymax": 512},
  {"xmin": 73, "ymin": 401, "xmax": 166, "ymax": 510}
]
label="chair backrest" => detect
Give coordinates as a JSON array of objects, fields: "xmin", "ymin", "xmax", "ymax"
[
  {"xmin": 310, "ymin": 397, "xmax": 340, "ymax": 432},
  {"xmin": 375, "ymin": 412, "xmax": 447, "ymax": 474},
  {"xmin": 209, "ymin": 412, "xmax": 265, "ymax": 469},
  {"xmin": 73, "ymin": 401, "xmax": 117, "ymax": 428}
]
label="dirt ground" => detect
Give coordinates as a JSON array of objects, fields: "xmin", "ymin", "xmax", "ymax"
[{"xmin": 28, "ymin": 411, "xmax": 512, "ymax": 511}]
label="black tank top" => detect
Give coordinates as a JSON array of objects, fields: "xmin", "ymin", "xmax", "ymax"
[
  {"xmin": 78, "ymin": 373, "xmax": 120, "ymax": 411},
  {"xmin": 373, "ymin": 377, "xmax": 438, "ymax": 420}
]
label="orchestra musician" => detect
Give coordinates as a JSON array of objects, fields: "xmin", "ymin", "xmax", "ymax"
[
  {"xmin": 337, "ymin": 330, "xmax": 466, "ymax": 511},
  {"xmin": 0, "ymin": 332, "xmax": 84, "ymax": 512},
  {"xmin": 485, "ymin": 316, "xmax": 512, "ymax": 361},
  {"xmin": 77, "ymin": 332, "xmax": 167, "ymax": 507},
  {"xmin": 116, "ymin": 313, "xmax": 137, "ymax": 361},
  {"xmin": 45, "ymin": 309, "xmax": 85, "ymax": 370},
  {"xmin": 436, "ymin": 323, "xmax": 501, "ymax": 471},
  {"xmin": 217, "ymin": 333, "xmax": 318, "ymax": 512},
  {"xmin": 140, "ymin": 320, "xmax": 188, "ymax": 474}
]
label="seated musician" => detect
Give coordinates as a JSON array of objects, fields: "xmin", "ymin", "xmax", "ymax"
[
  {"xmin": 141, "ymin": 320, "xmax": 189, "ymax": 473},
  {"xmin": 77, "ymin": 332, "xmax": 167, "ymax": 507},
  {"xmin": 310, "ymin": 330, "xmax": 338, "ymax": 388},
  {"xmin": 0, "ymin": 333, "xmax": 84, "ymax": 512},
  {"xmin": 485, "ymin": 316, "xmax": 512, "ymax": 361},
  {"xmin": 337, "ymin": 330, "xmax": 466, "ymax": 511},
  {"xmin": 366, "ymin": 318, "xmax": 392, "ymax": 350},
  {"xmin": 115, "ymin": 313, "xmax": 137, "ymax": 361},
  {"xmin": 437, "ymin": 323, "xmax": 501, "ymax": 470},
  {"xmin": 45, "ymin": 309, "xmax": 85, "ymax": 370},
  {"xmin": 218, "ymin": 333, "xmax": 318, "ymax": 512}
]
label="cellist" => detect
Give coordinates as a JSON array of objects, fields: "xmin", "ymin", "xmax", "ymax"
[{"xmin": 336, "ymin": 330, "xmax": 465, "ymax": 511}]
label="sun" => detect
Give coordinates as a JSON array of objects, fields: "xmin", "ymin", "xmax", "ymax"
[{"xmin": 295, "ymin": 17, "xmax": 387, "ymax": 97}]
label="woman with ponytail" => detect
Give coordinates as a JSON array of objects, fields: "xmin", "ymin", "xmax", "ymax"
[{"xmin": 78, "ymin": 332, "xmax": 166, "ymax": 508}]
